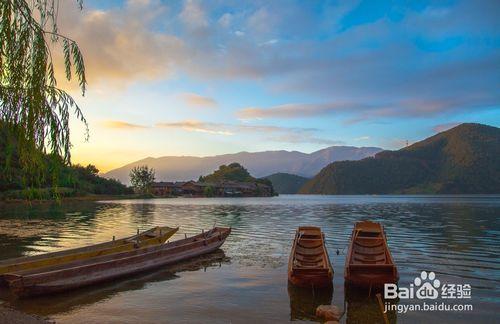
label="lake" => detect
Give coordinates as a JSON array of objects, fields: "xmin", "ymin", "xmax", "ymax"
[{"xmin": 0, "ymin": 195, "xmax": 499, "ymax": 323}]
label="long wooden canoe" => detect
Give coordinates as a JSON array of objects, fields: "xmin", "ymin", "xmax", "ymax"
[
  {"xmin": 0, "ymin": 226, "xmax": 178, "ymax": 278},
  {"xmin": 288, "ymin": 226, "xmax": 333, "ymax": 288},
  {"xmin": 5, "ymin": 227, "xmax": 231, "ymax": 297},
  {"xmin": 345, "ymin": 221, "xmax": 398, "ymax": 289}
]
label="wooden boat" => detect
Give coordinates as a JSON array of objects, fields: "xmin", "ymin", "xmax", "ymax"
[
  {"xmin": 0, "ymin": 226, "xmax": 178, "ymax": 278},
  {"xmin": 288, "ymin": 226, "xmax": 333, "ymax": 288},
  {"xmin": 4, "ymin": 227, "xmax": 231, "ymax": 297},
  {"xmin": 345, "ymin": 221, "xmax": 398, "ymax": 289}
]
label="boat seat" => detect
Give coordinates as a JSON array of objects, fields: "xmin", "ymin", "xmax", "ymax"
[
  {"xmin": 353, "ymin": 257, "xmax": 386, "ymax": 264},
  {"xmin": 354, "ymin": 249, "xmax": 385, "ymax": 256},
  {"xmin": 354, "ymin": 240, "xmax": 384, "ymax": 248},
  {"xmin": 294, "ymin": 259, "xmax": 325, "ymax": 268},
  {"xmin": 298, "ymin": 232, "xmax": 322, "ymax": 240},
  {"xmin": 296, "ymin": 263, "xmax": 324, "ymax": 268},
  {"xmin": 297, "ymin": 240, "xmax": 322, "ymax": 249},
  {"xmin": 295, "ymin": 246, "xmax": 324, "ymax": 256},
  {"xmin": 294, "ymin": 253, "xmax": 323, "ymax": 263}
]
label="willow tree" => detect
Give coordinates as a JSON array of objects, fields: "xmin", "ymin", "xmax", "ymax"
[{"xmin": 0, "ymin": 0, "xmax": 87, "ymax": 187}]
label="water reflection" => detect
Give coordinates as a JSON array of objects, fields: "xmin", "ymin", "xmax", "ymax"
[
  {"xmin": 344, "ymin": 286, "xmax": 398, "ymax": 324},
  {"xmin": 288, "ymin": 284, "xmax": 333, "ymax": 321},
  {"xmin": 0, "ymin": 195, "xmax": 498, "ymax": 323},
  {"xmin": 4, "ymin": 250, "xmax": 229, "ymax": 316}
]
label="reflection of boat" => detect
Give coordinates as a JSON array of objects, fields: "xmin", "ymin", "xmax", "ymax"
[
  {"xmin": 288, "ymin": 283, "xmax": 333, "ymax": 321},
  {"xmin": 5, "ymin": 227, "xmax": 231, "ymax": 297},
  {"xmin": 345, "ymin": 285, "xmax": 397, "ymax": 324},
  {"xmin": 345, "ymin": 221, "xmax": 398, "ymax": 289},
  {"xmin": 7, "ymin": 250, "xmax": 229, "ymax": 317},
  {"xmin": 288, "ymin": 226, "xmax": 333, "ymax": 288},
  {"xmin": 0, "ymin": 226, "xmax": 178, "ymax": 278}
]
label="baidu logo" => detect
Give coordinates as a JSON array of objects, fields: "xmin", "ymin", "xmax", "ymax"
[
  {"xmin": 385, "ymin": 271, "xmax": 471, "ymax": 300},
  {"xmin": 415, "ymin": 271, "xmax": 440, "ymax": 299}
]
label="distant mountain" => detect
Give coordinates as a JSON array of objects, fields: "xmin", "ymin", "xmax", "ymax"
[
  {"xmin": 104, "ymin": 146, "xmax": 382, "ymax": 184},
  {"xmin": 300, "ymin": 123, "xmax": 500, "ymax": 194},
  {"xmin": 264, "ymin": 173, "xmax": 310, "ymax": 194}
]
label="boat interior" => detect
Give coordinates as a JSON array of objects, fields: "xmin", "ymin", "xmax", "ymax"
[
  {"xmin": 10, "ymin": 227, "xmax": 229, "ymax": 277},
  {"xmin": 351, "ymin": 224, "xmax": 388, "ymax": 265},
  {"xmin": 292, "ymin": 227, "xmax": 328, "ymax": 270}
]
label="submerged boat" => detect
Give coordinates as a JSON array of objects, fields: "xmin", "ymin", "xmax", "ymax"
[
  {"xmin": 5, "ymin": 227, "xmax": 231, "ymax": 297},
  {"xmin": 288, "ymin": 226, "xmax": 333, "ymax": 288},
  {"xmin": 0, "ymin": 226, "xmax": 178, "ymax": 278},
  {"xmin": 345, "ymin": 221, "xmax": 398, "ymax": 289}
]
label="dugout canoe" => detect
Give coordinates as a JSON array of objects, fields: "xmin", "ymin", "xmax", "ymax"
[
  {"xmin": 0, "ymin": 226, "xmax": 178, "ymax": 278},
  {"xmin": 4, "ymin": 227, "xmax": 231, "ymax": 297},
  {"xmin": 344, "ymin": 221, "xmax": 398, "ymax": 289},
  {"xmin": 288, "ymin": 226, "xmax": 333, "ymax": 288}
]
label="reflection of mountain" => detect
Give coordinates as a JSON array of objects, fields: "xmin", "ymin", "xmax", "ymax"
[
  {"xmin": 345, "ymin": 286, "xmax": 397, "ymax": 324},
  {"xmin": 8, "ymin": 250, "xmax": 229, "ymax": 317},
  {"xmin": 104, "ymin": 146, "xmax": 382, "ymax": 184},
  {"xmin": 0, "ymin": 202, "xmax": 100, "ymax": 259},
  {"xmin": 288, "ymin": 284, "xmax": 333, "ymax": 321}
]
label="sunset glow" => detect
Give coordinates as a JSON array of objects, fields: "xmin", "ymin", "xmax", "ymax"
[{"xmin": 58, "ymin": 0, "xmax": 500, "ymax": 172}]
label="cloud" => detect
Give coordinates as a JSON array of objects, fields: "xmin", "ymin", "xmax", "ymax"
[
  {"xmin": 236, "ymin": 95, "xmax": 498, "ymax": 123},
  {"xmin": 218, "ymin": 13, "xmax": 233, "ymax": 28},
  {"xmin": 55, "ymin": 0, "xmax": 498, "ymax": 122},
  {"xmin": 156, "ymin": 120, "xmax": 232, "ymax": 135},
  {"xmin": 102, "ymin": 120, "xmax": 149, "ymax": 129},
  {"xmin": 259, "ymin": 39, "xmax": 278, "ymax": 46},
  {"xmin": 181, "ymin": 93, "xmax": 217, "ymax": 107},
  {"xmin": 247, "ymin": 7, "xmax": 273, "ymax": 34},
  {"xmin": 433, "ymin": 122, "xmax": 461, "ymax": 133},
  {"xmin": 155, "ymin": 120, "xmax": 340, "ymax": 145},
  {"xmin": 54, "ymin": 0, "xmax": 186, "ymax": 88},
  {"xmin": 355, "ymin": 136, "xmax": 370, "ymax": 141},
  {"xmin": 180, "ymin": 0, "xmax": 208, "ymax": 29},
  {"xmin": 237, "ymin": 103, "xmax": 368, "ymax": 120}
]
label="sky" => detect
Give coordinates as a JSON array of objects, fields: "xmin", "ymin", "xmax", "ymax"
[{"xmin": 53, "ymin": 0, "xmax": 500, "ymax": 172}]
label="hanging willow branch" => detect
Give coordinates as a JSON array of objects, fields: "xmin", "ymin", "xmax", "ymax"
[{"xmin": 0, "ymin": 0, "xmax": 87, "ymax": 187}]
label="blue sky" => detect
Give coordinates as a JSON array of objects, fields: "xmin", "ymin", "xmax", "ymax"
[{"xmin": 58, "ymin": 0, "xmax": 499, "ymax": 171}]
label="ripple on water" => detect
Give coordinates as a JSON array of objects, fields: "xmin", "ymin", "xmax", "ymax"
[{"xmin": 0, "ymin": 195, "xmax": 499, "ymax": 322}]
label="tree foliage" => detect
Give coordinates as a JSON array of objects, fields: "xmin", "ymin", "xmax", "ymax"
[
  {"xmin": 264, "ymin": 172, "xmax": 309, "ymax": 194},
  {"xmin": 129, "ymin": 165, "xmax": 155, "ymax": 194},
  {"xmin": 300, "ymin": 124, "xmax": 500, "ymax": 194},
  {"xmin": 0, "ymin": 0, "xmax": 87, "ymax": 187},
  {"xmin": 203, "ymin": 185, "xmax": 215, "ymax": 197},
  {"xmin": 0, "ymin": 123, "xmax": 131, "ymax": 198},
  {"xmin": 199, "ymin": 163, "xmax": 254, "ymax": 183}
]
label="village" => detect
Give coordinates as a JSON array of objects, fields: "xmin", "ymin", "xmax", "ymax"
[
  {"xmin": 150, "ymin": 180, "xmax": 274, "ymax": 197},
  {"xmin": 146, "ymin": 163, "xmax": 275, "ymax": 198}
]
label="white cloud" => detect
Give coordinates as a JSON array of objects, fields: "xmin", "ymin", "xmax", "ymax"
[
  {"xmin": 180, "ymin": 0, "xmax": 208, "ymax": 29},
  {"xmin": 102, "ymin": 120, "xmax": 149, "ymax": 129},
  {"xmin": 155, "ymin": 120, "xmax": 339, "ymax": 144},
  {"xmin": 218, "ymin": 13, "xmax": 233, "ymax": 28},
  {"xmin": 54, "ymin": 1, "xmax": 186, "ymax": 88},
  {"xmin": 181, "ymin": 93, "xmax": 217, "ymax": 107}
]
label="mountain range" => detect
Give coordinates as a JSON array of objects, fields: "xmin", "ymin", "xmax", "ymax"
[
  {"xmin": 300, "ymin": 123, "xmax": 500, "ymax": 194},
  {"xmin": 263, "ymin": 173, "xmax": 310, "ymax": 194},
  {"xmin": 104, "ymin": 146, "xmax": 382, "ymax": 184}
]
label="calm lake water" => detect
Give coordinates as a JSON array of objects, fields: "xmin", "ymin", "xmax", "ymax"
[{"xmin": 0, "ymin": 195, "xmax": 499, "ymax": 323}]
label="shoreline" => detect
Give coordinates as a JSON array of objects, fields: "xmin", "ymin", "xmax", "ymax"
[
  {"xmin": 0, "ymin": 194, "xmax": 142, "ymax": 206},
  {"xmin": 0, "ymin": 305, "xmax": 52, "ymax": 324},
  {"xmin": 0, "ymin": 193, "xmax": 279, "ymax": 206}
]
